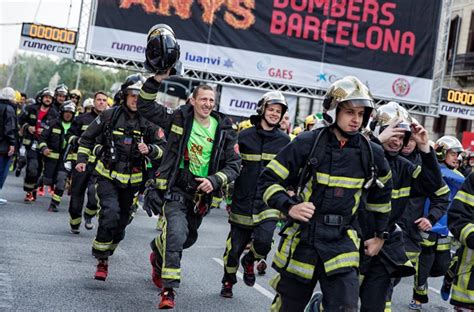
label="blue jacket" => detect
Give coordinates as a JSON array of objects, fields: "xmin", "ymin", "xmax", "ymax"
[{"xmin": 424, "ymin": 164, "xmax": 465, "ymax": 235}]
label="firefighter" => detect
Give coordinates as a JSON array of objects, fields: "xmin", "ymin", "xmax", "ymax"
[
  {"xmin": 220, "ymin": 91, "xmax": 290, "ymax": 298},
  {"xmin": 447, "ymin": 171, "xmax": 474, "ymax": 310},
  {"xmin": 67, "ymin": 91, "xmax": 109, "ymax": 233},
  {"xmin": 53, "ymin": 84, "xmax": 69, "ymax": 111},
  {"xmin": 258, "ymin": 76, "xmax": 393, "ymax": 312},
  {"xmin": 75, "ymin": 74, "xmax": 165, "ymax": 281},
  {"xmin": 38, "ymin": 101, "xmax": 76, "ymax": 212},
  {"xmin": 19, "ymin": 88, "xmax": 59, "ymax": 202},
  {"xmin": 359, "ymin": 102, "xmax": 447, "ymax": 312},
  {"xmin": 279, "ymin": 111, "xmax": 291, "ymax": 135}
]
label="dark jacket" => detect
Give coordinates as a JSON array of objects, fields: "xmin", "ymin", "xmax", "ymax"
[
  {"xmin": 38, "ymin": 118, "xmax": 71, "ymax": 161},
  {"xmin": 230, "ymin": 124, "xmax": 290, "ymax": 227},
  {"xmin": 0, "ymin": 99, "xmax": 17, "ymax": 155},
  {"xmin": 77, "ymin": 106, "xmax": 166, "ymax": 188},
  {"xmin": 138, "ymin": 77, "xmax": 241, "ymax": 201},
  {"xmin": 18, "ymin": 103, "xmax": 59, "ymax": 148},
  {"xmin": 258, "ymin": 128, "xmax": 393, "ymax": 279},
  {"xmin": 66, "ymin": 110, "xmax": 99, "ymax": 163}
]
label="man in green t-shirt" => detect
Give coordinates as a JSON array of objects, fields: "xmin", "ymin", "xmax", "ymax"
[{"xmin": 139, "ymin": 80, "xmax": 241, "ymax": 309}]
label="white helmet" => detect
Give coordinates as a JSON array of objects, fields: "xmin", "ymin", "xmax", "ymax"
[
  {"xmin": 0, "ymin": 87, "xmax": 16, "ymax": 102},
  {"xmin": 435, "ymin": 136, "xmax": 464, "ymax": 161}
]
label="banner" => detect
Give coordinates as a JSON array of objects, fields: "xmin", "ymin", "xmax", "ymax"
[
  {"xmin": 439, "ymin": 88, "xmax": 474, "ymax": 120},
  {"xmin": 219, "ymin": 86, "xmax": 297, "ymax": 122},
  {"xmin": 88, "ymin": 0, "xmax": 443, "ymax": 104},
  {"xmin": 19, "ymin": 23, "xmax": 77, "ymax": 59}
]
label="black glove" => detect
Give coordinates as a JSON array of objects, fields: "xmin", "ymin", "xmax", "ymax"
[{"xmin": 143, "ymin": 185, "xmax": 164, "ymax": 217}]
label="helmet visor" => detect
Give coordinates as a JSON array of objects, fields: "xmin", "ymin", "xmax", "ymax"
[{"xmin": 342, "ymin": 99, "xmax": 373, "ymax": 108}]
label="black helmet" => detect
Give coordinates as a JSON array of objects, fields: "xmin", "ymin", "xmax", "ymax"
[
  {"xmin": 60, "ymin": 100, "xmax": 76, "ymax": 114},
  {"xmin": 144, "ymin": 24, "xmax": 180, "ymax": 74},
  {"xmin": 121, "ymin": 73, "xmax": 145, "ymax": 95},
  {"xmin": 37, "ymin": 88, "xmax": 54, "ymax": 105},
  {"xmin": 55, "ymin": 84, "xmax": 69, "ymax": 97}
]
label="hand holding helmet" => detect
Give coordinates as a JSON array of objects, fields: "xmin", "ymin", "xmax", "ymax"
[
  {"xmin": 377, "ymin": 118, "xmax": 409, "ymax": 144},
  {"xmin": 410, "ymin": 123, "xmax": 430, "ymax": 153},
  {"xmin": 145, "ymin": 24, "xmax": 180, "ymax": 75}
]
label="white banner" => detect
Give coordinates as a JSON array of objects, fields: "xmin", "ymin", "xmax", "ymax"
[
  {"xmin": 88, "ymin": 26, "xmax": 433, "ymax": 105},
  {"xmin": 19, "ymin": 37, "xmax": 75, "ymax": 59},
  {"xmin": 219, "ymin": 85, "xmax": 297, "ymax": 123},
  {"xmin": 439, "ymin": 101, "xmax": 474, "ymax": 120}
]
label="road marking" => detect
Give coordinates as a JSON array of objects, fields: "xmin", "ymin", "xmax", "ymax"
[
  {"xmin": 429, "ymin": 286, "xmax": 440, "ymax": 294},
  {"xmin": 212, "ymin": 257, "xmax": 275, "ymax": 300}
]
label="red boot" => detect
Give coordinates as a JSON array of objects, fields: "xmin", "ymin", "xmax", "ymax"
[
  {"xmin": 149, "ymin": 252, "xmax": 163, "ymax": 288},
  {"xmin": 159, "ymin": 288, "xmax": 175, "ymax": 309},
  {"xmin": 94, "ymin": 259, "xmax": 108, "ymax": 281}
]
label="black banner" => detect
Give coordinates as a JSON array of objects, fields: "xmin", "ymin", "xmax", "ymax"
[{"xmin": 95, "ymin": 0, "xmax": 442, "ymax": 79}]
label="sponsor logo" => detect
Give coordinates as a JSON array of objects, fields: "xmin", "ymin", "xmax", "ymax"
[
  {"xmin": 316, "ymin": 72, "xmax": 339, "ymax": 83},
  {"xmin": 392, "ymin": 78, "xmax": 410, "ymax": 97},
  {"xmin": 185, "ymin": 52, "xmax": 233, "ymax": 68},
  {"xmin": 440, "ymin": 102, "xmax": 474, "ymax": 118},
  {"xmin": 256, "ymin": 57, "xmax": 293, "ymax": 80},
  {"xmin": 229, "ymin": 98, "xmax": 257, "ymax": 110}
]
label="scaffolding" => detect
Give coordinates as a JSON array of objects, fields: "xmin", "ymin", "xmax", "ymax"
[{"xmin": 75, "ymin": 0, "xmax": 453, "ymax": 117}]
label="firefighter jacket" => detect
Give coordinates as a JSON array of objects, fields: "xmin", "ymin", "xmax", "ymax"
[
  {"xmin": 360, "ymin": 145, "xmax": 448, "ymax": 277},
  {"xmin": 397, "ymin": 152, "xmax": 450, "ymax": 253},
  {"xmin": 18, "ymin": 104, "xmax": 59, "ymax": 148},
  {"xmin": 229, "ymin": 124, "xmax": 290, "ymax": 228},
  {"xmin": 76, "ymin": 106, "xmax": 166, "ymax": 188},
  {"xmin": 258, "ymin": 128, "xmax": 393, "ymax": 280},
  {"xmin": 38, "ymin": 119, "xmax": 74, "ymax": 161},
  {"xmin": 137, "ymin": 77, "xmax": 241, "ymax": 206},
  {"xmin": 66, "ymin": 110, "xmax": 99, "ymax": 162},
  {"xmin": 0, "ymin": 99, "xmax": 17, "ymax": 155},
  {"xmin": 447, "ymin": 173, "xmax": 474, "ymax": 306}
]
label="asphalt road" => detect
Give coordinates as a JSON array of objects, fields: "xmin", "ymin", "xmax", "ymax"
[{"xmin": 0, "ymin": 173, "xmax": 452, "ymax": 311}]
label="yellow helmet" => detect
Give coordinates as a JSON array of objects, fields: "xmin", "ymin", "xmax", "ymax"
[
  {"xmin": 238, "ymin": 119, "xmax": 253, "ymax": 132},
  {"xmin": 107, "ymin": 97, "xmax": 114, "ymax": 107},
  {"xmin": 70, "ymin": 89, "xmax": 82, "ymax": 98},
  {"xmin": 291, "ymin": 126, "xmax": 302, "ymax": 136},
  {"xmin": 14, "ymin": 90, "xmax": 22, "ymax": 103}
]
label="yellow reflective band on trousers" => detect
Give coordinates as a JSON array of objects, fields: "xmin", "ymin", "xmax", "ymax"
[
  {"xmin": 69, "ymin": 217, "xmax": 81, "ymax": 226},
  {"xmin": 92, "ymin": 239, "xmax": 113, "ymax": 251},
  {"xmin": 253, "ymin": 209, "xmax": 280, "ymax": 223},
  {"xmin": 267, "ymin": 159, "xmax": 289, "ymax": 180},
  {"xmin": 271, "ymin": 293, "xmax": 282, "ymax": 312},
  {"xmin": 451, "ymin": 247, "xmax": 474, "ymax": 303},
  {"xmin": 223, "ymin": 235, "xmax": 238, "ymax": 274},
  {"xmin": 139, "ymin": 89, "xmax": 158, "ymax": 101},
  {"xmin": 412, "ymin": 166, "xmax": 422, "ymax": 179},
  {"xmin": 52, "ymin": 194, "xmax": 61, "ymax": 202},
  {"xmin": 95, "ymin": 160, "xmax": 143, "ymax": 185},
  {"xmin": 455, "ymin": 191, "xmax": 474, "ymax": 207},
  {"xmin": 263, "ymin": 184, "xmax": 286, "ymax": 205},
  {"xmin": 324, "ymin": 251, "xmax": 359, "ymax": 274},
  {"xmin": 286, "ymin": 258, "xmax": 315, "ymax": 280},
  {"xmin": 316, "ymin": 172, "xmax": 365, "ymax": 189},
  {"xmin": 460, "ymin": 223, "xmax": 474, "ymax": 246},
  {"xmin": 78, "ymin": 146, "xmax": 91, "ymax": 156},
  {"xmin": 384, "ymin": 301, "xmax": 392, "ymax": 312},
  {"xmin": 392, "ymin": 187, "xmax": 411, "ymax": 199},
  {"xmin": 215, "ymin": 171, "xmax": 228, "ymax": 185},
  {"xmin": 211, "ymin": 196, "xmax": 222, "ymax": 208},
  {"xmin": 85, "ymin": 207, "xmax": 98, "ymax": 216},
  {"xmin": 250, "ymin": 243, "xmax": 265, "ymax": 259},
  {"xmin": 45, "ymin": 152, "xmax": 60, "ymax": 160},
  {"xmin": 229, "ymin": 212, "xmax": 253, "ymax": 226},
  {"xmin": 154, "ymin": 178, "xmax": 167, "ymax": 190},
  {"xmin": 171, "ymin": 124, "xmax": 183, "ymax": 135},
  {"xmin": 161, "ymin": 268, "xmax": 181, "ymax": 280},
  {"xmin": 437, "ymin": 237, "xmax": 452, "ymax": 251},
  {"xmin": 435, "ymin": 184, "xmax": 450, "ymax": 196},
  {"xmin": 365, "ymin": 202, "xmax": 391, "ymax": 213}
]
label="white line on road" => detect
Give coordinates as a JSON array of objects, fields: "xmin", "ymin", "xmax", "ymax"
[
  {"xmin": 429, "ymin": 286, "xmax": 440, "ymax": 294},
  {"xmin": 212, "ymin": 257, "xmax": 275, "ymax": 300}
]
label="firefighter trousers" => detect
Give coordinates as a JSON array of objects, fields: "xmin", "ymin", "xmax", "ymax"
[
  {"xmin": 222, "ymin": 221, "xmax": 276, "ymax": 284},
  {"xmin": 23, "ymin": 148, "xmax": 43, "ymax": 192},
  {"xmin": 42, "ymin": 158, "xmax": 59, "ymax": 186},
  {"xmin": 150, "ymin": 194, "xmax": 204, "ymax": 288},
  {"xmin": 68, "ymin": 165, "xmax": 98, "ymax": 229},
  {"xmin": 271, "ymin": 261, "xmax": 359, "ymax": 312},
  {"xmin": 413, "ymin": 244, "xmax": 451, "ymax": 303},
  {"xmin": 91, "ymin": 177, "xmax": 138, "ymax": 259},
  {"xmin": 49, "ymin": 168, "xmax": 68, "ymax": 207},
  {"xmin": 360, "ymin": 256, "xmax": 391, "ymax": 312}
]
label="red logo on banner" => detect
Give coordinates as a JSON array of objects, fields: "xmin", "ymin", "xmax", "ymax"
[{"xmin": 392, "ymin": 78, "xmax": 410, "ymax": 97}]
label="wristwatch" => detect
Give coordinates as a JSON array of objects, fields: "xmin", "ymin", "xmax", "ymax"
[{"xmin": 374, "ymin": 231, "xmax": 389, "ymax": 240}]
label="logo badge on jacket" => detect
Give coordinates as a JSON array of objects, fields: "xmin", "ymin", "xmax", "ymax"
[{"xmin": 123, "ymin": 137, "xmax": 133, "ymax": 145}]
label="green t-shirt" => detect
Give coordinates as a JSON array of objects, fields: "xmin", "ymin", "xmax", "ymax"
[
  {"xmin": 180, "ymin": 117, "xmax": 218, "ymax": 177},
  {"xmin": 62, "ymin": 121, "xmax": 71, "ymax": 148}
]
